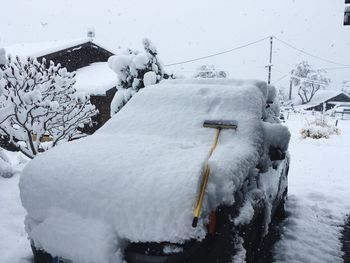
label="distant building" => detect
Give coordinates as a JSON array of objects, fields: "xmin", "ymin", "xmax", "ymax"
[
  {"xmin": 305, "ymin": 90, "xmax": 350, "ymax": 111},
  {"xmin": 5, "ymin": 37, "xmax": 118, "ymax": 134}
]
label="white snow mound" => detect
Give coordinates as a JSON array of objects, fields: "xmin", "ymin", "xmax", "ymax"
[{"xmin": 20, "ymin": 79, "xmax": 269, "ymax": 262}]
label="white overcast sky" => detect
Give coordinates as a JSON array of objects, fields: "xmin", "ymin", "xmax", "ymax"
[{"xmin": 1, "ymin": 0, "xmax": 349, "ymax": 90}]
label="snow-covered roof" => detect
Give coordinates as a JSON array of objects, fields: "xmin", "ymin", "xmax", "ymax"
[
  {"xmin": 5, "ymin": 38, "xmax": 115, "ymax": 58},
  {"xmin": 328, "ymin": 101, "xmax": 350, "ymax": 106},
  {"xmin": 19, "ymin": 79, "xmax": 289, "ymax": 261},
  {"xmin": 5, "ymin": 39, "xmax": 117, "ymax": 95},
  {"xmin": 308, "ymin": 90, "xmax": 347, "ymax": 106},
  {"xmin": 74, "ymin": 62, "xmax": 117, "ymax": 95}
]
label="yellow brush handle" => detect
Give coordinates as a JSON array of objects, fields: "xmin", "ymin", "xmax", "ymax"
[{"xmin": 192, "ymin": 128, "xmax": 221, "ymax": 227}]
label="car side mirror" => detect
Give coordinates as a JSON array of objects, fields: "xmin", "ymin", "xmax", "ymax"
[{"xmin": 269, "ymin": 146, "xmax": 286, "ymax": 161}]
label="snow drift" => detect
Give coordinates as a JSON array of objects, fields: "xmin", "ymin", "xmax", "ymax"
[{"xmin": 20, "ymin": 79, "xmax": 288, "ymax": 262}]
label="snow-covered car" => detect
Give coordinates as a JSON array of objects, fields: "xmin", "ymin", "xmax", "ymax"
[{"xmin": 20, "ymin": 79, "xmax": 290, "ymax": 263}]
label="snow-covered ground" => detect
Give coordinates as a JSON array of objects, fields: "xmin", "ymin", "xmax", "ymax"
[
  {"xmin": 75, "ymin": 62, "xmax": 117, "ymax": 95},
  {"xmin": 0, "ymin": 111, "xmax": 349, "ymax": 262},
  {"xmin": 274, "ymin": 112, "xmax": 350, "ymax": 262},
  {"xmin": 0, "ymin": 153, "xmax": 31, "ymax": 263}
]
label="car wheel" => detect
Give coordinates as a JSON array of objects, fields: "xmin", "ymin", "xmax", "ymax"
[{"xmin": 31, "ymin": 244, "xmax": 53, "ymax": 263}]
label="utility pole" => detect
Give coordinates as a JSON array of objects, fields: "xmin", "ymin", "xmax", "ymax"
[
  {"xmin": 267, "ymin": 36, "xmax": 273, "ymax": 85},
  {"xmin": 288, "ymin": 77, "xmax": 293, "ymax": 100}
]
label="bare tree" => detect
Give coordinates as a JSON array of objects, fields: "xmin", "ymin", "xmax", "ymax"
[
  {"xmin": 291, "ymin": 61, "xmax": 313, "ymax": 86},
  {"xmin": 291, "ymin": 61, "xmax": 330, "ymax": 104},
  {"xmin": 297, "ymin": 70, "xmax": 330, "ymax": 104},
  {"xmin": 0, "ymin": 55, "xmax": 98, "ymax": 159}
]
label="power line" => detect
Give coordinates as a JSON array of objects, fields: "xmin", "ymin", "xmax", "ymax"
[
  {"xmin": 272, "ymin": 73, "xmax": 290, "ymax": 85},
  {"xmin": 273, "ymin": 67, "xmax": 286, "ymax": 74},
  {"xmin": 319, "ymin": 66, "xmax": 350, "ymax": 71},
  {"xmin": 164, "ymin": 35, "xmax": 350, "ymax": 79},
  {"xmin": 290, "ymin": 75, "xmax": 329, "ymax": 86},
  {"xmin": 273, "ymin": 36, "xmax": 350, "ymax": 67},
  {"xmin": 164, "ymin": 36, "xmax": 270, "ymax": 67},
  {"xmin": 272, "ymin": 70, "xmax": 334, "ymax": 86}
]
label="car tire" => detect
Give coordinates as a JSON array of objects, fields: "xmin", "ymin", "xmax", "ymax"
[
  {"xmin": 254, "ymin": 191, "xmax": 288, "ymax": 263},
  {"xmin": 31, "ymin": 244, "xmax": 53, "ymax": 263}
]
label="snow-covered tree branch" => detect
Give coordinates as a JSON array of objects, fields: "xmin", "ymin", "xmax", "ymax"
[
  {"xmin": 0, "ymin": 53, "xmax": 98, "ymax": 159},
  {"xmin": 291, "ymin": 61, "xmax": 330, "ymax": 104},
  {"xmin": 342, "ymin": 80, "xmax": 350, "ymax": 95},
  {"xmin": 108, "ymin": 38, "xmax": 164, "ymax": 116}
]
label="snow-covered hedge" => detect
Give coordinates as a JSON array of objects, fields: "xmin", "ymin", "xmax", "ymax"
[{"xmin": 300, "ymin": 118, "xmax": 340, "ymax": 139}]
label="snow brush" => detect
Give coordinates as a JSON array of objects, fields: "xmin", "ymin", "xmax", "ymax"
[{"xmin": 192, "ymin": 120, "xmax": 238, "ymax": 228}]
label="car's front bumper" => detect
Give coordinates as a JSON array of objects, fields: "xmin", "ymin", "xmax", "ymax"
[{"xmin": 31, "ymin": 244, "xmax": 72, "ymax": 263}]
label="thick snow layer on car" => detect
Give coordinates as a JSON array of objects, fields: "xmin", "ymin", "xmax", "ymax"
[
  {"xmin": 267, "ymin": 85, "xmax": 277, "ymax": 103},
  {"xmin": 263, "ymin": 122, "xmax": 290, "ymax": 152},
  {"xmin": 26, "ymin": 210, "xmax": 123, "ymax": 263},
  {"xmin": 74, "ymin": 62, "xmax": 117, "ymax": 95},
  {"xmin": 19, "ymin": 79, "xmax": 282, "ymax": 261},
  {"xmin": 143, "ymin": 71, "xmax": 158, "ymax": 87}
]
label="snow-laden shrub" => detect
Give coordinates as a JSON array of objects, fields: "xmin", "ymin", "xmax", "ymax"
[
  {"xmin": 300, "ymin": 118, "xmax": 340, "ymax": 139},
  {"xmin": 194, "ymin": 64, "xmax": 228, "ymax": 79},
  {"xmin": 108, "ymin": 38, "xmax": 163, "ymax": 116},
  {"xmin": 0, "ymin": 54, "xmax": 98, "ymax": 159},
  {"xmin": 0, "ymin": 147, "xmax": 13, "ymax": 178}
]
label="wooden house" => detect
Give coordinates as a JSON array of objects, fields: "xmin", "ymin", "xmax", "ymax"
[
  {"xmin": 305, "ymin": 90, "xmax": 350, "ymax": 111},
  {"xmin": 5, "ymin": 37, "xmax": 118, "ymax": 134}
]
